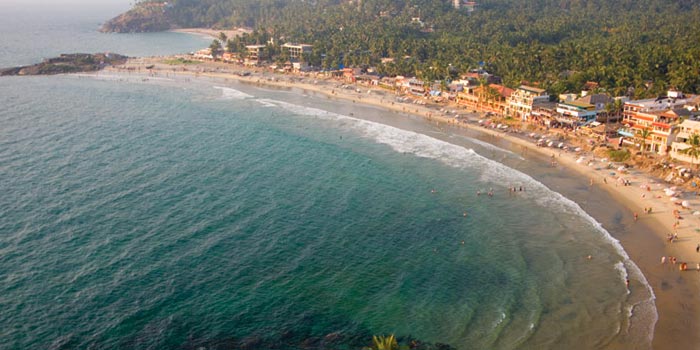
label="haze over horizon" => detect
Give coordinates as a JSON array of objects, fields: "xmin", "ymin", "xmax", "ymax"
[{"xmin": 0, "ymin": 0, "xmax": 130, "ymax": 15}]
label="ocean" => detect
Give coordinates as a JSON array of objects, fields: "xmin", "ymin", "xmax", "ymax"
[{"xmin": 0, "ymin": 3, "xmax": 656, "ymax": 350}]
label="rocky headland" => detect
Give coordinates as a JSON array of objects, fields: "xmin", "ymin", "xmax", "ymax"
[
  {"xmin": 0, "ymin": 53, "xmax": 128, "ymax": 76},
  {"xmin": 100, "ymin": 2, "xmax": 175, "ymax": 33}
]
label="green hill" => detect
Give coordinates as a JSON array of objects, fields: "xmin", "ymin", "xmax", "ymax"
[{"xmin": 102, "ymin": 0, "xmax": 700, "ymax": 97}]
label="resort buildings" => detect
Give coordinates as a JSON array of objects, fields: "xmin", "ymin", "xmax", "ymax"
[
  {"xmin": 670, "ymin": 119, "xmax": 700, "ymax": 164},
  {"xmin": 245, "ymin": 44, "xmax": 266, "ymax": 65},
  {"xmin": 281, "ymin": 43, "xmax": 313, "ymax": 61},
  {"xmin": 619, "ymin": 91, "xmax": 694, "ymax": 154},
  {"xmin": 506, "ymin": 85, "xmax": 550, "ymax": 120}
]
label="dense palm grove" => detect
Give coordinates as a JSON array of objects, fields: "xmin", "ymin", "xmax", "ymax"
[{"xmin": 132, "ymin": 0, "xmax": 700, "ymax": 98}]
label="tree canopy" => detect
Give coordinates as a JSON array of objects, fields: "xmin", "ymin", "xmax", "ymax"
[{"xmin": 111, "ymin": 0, "xmax": 700, "ymax": 97}]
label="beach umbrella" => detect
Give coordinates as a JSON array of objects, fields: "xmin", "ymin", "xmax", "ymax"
[
  {"xmin": 693, "ymin": 211, "xmax": 700, "ymax": 216},
  {"xmin": 670, "ymin": 197, "xmax": 679, "ymax": 202},
  {"xmin": 682, "ymin": 200, "xmax": 690, "ymax": 208}
]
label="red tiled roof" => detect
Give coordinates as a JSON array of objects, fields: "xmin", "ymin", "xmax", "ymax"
[{"xmin": 492, "ymin": 84, "xmax": 514, "ymax": 98}]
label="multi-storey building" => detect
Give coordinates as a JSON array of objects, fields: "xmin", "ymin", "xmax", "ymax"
[
  {"xmin": 555, "ymin": 100, "xmax": 597, "ymax": 126},
  {"xmin": 281, "ymin": 43, "xmax": 313, "ymax": 61},
  {"xmin": 458, "ymin": 84, "xmax": 512, "ymax": 115},
  {"xmin": 507, "ymin": 85, "xmax": 549, "ymax": 120},
  {"xmin": 670, "ymin": 119, "xmax": 700, "ymax": 164},
  {"xmin": 245, "ymin": 45, "xmax": 266, "ymax": 65},
  {"xmin": 618, "ymin": 91, "xmax": 693, "ymax": 154}
]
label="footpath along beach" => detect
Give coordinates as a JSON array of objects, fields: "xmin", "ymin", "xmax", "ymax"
[{"xmin": 100, "ymin": 56, "xmax": 700, "ymax": 348}]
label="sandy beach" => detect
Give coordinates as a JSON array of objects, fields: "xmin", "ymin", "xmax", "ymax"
[
  {"xmin": 102, "ymin": 56, "xmax": 700, "ymax": 349},
  {"xmin": 170, "ymin": 28, "xmax": 252, "ymax": 40}
]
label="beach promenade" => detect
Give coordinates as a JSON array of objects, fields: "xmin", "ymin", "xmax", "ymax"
[{"xmin": 102, "ymin": 56, "xmax": 700, "ymax": 348}]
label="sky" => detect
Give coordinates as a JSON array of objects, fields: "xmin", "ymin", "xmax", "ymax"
[{"xmin": 0, "ymin": 0, "xmax": 132, "ymax": 14}]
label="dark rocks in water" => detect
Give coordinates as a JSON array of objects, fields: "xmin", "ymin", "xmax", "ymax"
[
  {"xmin": 322, "ymin": 331, "xmax": 343, "ymax": 343},
  {"xmin": 0, "ymin": 53, "xmax": 128, "ymax": 76},
  {"xmin": 238, "ymin": 335, "xmax": 263, "ymax": 349}
]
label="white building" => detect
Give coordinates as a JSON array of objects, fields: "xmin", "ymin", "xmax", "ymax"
[
  {"xmin": 507, "ymin": 85, "xmax": 549, "ymax": 120},
  {"xmin": 556, "ymin": 100, "xmax": 597, "ymax": 125},
  {"xmin": 670, "ymin": 119, "xmax": 700, "ymax": 164},
  {"xmin": 281, "ymin": 43, "xmax": 313, "ymax": 61}
]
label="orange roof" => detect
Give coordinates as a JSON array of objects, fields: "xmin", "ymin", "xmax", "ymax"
[
  {"xmin": 583, "ymin": 81, "xmax": 599, "ymax": 90},
  {"xmin": 660, "ymin": 110, "xmax": 681, "ymax": 118},
  {"xmin": 491, "ymin": 84, "xmax": 514, "ymax": 98},
  {"xmin": 629, "ymin": 114, "xmax": 654, "ymax": 122}
]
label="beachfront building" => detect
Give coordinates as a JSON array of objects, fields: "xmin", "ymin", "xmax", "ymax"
[
  {"xmin": 281, "ymin": 43, "xmax": 312, "ymax": 61},
  {"xmin": 619, "ymin": 91, "xmax": 694, "ymax": 154},
  {"xmin": 670, "ymin": 119, "xmax": 700, "ymax": 165},
  {"xmin": 407, "ymin": 78, "xmax": 426, "ymax": 96},
  {"xmin": 507, "ymin": 85, "xmax": 549, "ymax": 120},
  {"xmin": 578, "ymin": 93, "xmax": 614, "ymax": 122},
  {"xmin": 221, "ymin": 52, "xmax": 238, "ymax": 63},
  {"xmin": 245, "ymin": 45, "xmax": 266, "ymax": 66},
  {"xmin": 555, "ymin": 100, "xmax": 597, "ymax": 126},
  {"xmin": 458, "ymin": 84, "xmax": 512, "ymax": 115},
  {"xmin": 192, "ymin": 48, "xmax": 213, "ymax": 60},
  {"xmin": 453, "ymin": 0, "xmax": 477, "ymax": 12}
]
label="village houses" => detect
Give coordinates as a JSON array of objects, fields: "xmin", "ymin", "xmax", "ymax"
[{"xmin": 619, "ymin": 90, "xmax": 693, "ymax": 154}]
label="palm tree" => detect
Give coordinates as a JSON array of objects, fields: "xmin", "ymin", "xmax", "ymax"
[
  {"xmin": 209, "ymin": 40, "xmax": 222, "ymax": 59},
  {"xmin": 679, "ymin": 133, "xmax": 700, "ymax": 169},
  {"xmin": 637, "ymin": 127, "xmax": 651, "ymax": 156},
  {"xmin": 371, "ymin": 334, "xmax": 398, "ymax": 350}
]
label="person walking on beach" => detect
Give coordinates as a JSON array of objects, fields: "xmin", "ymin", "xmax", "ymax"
[
  {"xmin": 696, "ymin": 243, "xmax": 699, "ymax": 253},
  {"xmin": 633, "ymin": 212, "xmax": 638, "ymax": 221}
]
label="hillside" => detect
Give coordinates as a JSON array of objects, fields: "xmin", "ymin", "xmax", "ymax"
[
  {"xmin": 102, "ymin": 0, "xmax": 700, "ymax": 97},
  {"xmin": 100, "ymin": 1, "xmax": 175, "ymax": 33}
]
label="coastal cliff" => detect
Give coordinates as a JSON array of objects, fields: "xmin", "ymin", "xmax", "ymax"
[
  {"xmin": 0, "ymin": 53, "xmax": 128, "ymax": 76},
  {"xmin": 100, "ymin": 2, "xmax": 175, "ymax": 33}
]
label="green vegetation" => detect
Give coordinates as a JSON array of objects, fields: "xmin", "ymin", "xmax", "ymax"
[
  {"xmin": 679, "ymin": 134, "xmax": 700, "ymax": 168},
  {"xmin": 608, "ymin": 149, "xmax": 631, "ymax": 162},
  {"xmin": 162, "ymin": 57, "xmax": 199, "ymax": 65},
  {"xmin": 371, "ymin": 334, "xmax": 399, "ymax": 350},
  {"xmin": 637, "ymin": 127, "xmax": 651, "ymax": 156},
  {"xmin": 105, "ymin": 0, "xmax": 700, "ymax": 97},
  {"xmin": 1, "ymin": 53, "xmax": 128, "ymax": 76}
]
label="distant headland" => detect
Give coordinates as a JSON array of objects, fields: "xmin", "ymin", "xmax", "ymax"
[{"xmin": 0, "ymin": 53, "xmax": 128, "ymax": 76}]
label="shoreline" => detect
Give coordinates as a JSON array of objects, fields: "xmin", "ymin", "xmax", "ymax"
[
  {"xmin": 101, "ymin": 56, "xmax": 700, "ymax": 348},
  {"xmin": 169, "ymin": 28, "xmax": 252, "ymax": 40}
]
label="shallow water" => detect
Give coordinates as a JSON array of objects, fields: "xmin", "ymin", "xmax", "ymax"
[{"xmin": 0, "ymin": 75, "xmax": 655, "ymax": 349}]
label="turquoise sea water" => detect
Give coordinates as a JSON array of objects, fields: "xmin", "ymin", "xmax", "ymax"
[{"xmin": 0, "ymin": 4, "xmax": 656, "ymax": 350}]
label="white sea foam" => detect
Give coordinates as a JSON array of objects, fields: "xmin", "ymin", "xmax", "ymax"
[
  {"xmin": 259, "ymin": 97, "xmax": 658, "ymax": 345},
  {"xmin": 256, "ymin": 99, "xmax": 277, "ymax": 108},
  {"xmin": 615, "ymin": 261, "xmax": 630, "ymax": 295},
  {"xmin": 453, "ymin": 134, "xmax": 524, "ymax": 160},
  {"xmin": 214, "ymin": 86, "xmax": 254, "ymax": 100}
]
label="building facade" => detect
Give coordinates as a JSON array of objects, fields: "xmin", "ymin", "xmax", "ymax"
[
  {"xmin": 245, "ymin": 45, "xmax": 266, "ymax": 65},
  {"xmin": 281, "ymin": 43, "xmax": 313, "ymax": 61},
  {"xmin": 555, "ymin": 101, "xmax": 597, "ymax": 126},
  {"xmin": 670, "ymin": 119, "xmax": 700, "ymax": 164},
  {"xmin": 507, "ymin": 85, "xmax": 549, "ymax": 120},
  {"xmin": 619, "ymin": 91, "xmax": 693, "ymax": 154}
]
